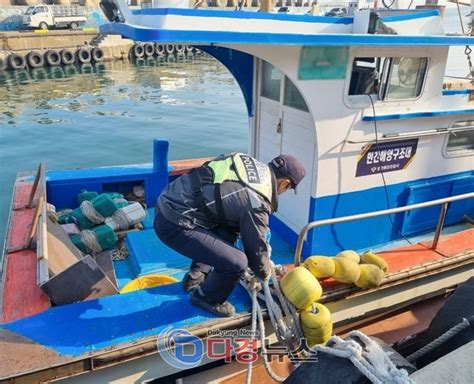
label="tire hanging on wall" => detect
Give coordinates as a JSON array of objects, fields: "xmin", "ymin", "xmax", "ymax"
[
  {"xmin": 76, "ymin": 47, "xmax": 92, "ymax": 64},
  {"xmin": 132, "ymin": 43, "xmax": 145, "ymax": 58},
  {"xmin": 185, "ymin": 45, "xmax": 194, "ymax": 53},
  {"xmin": 44, "ymin": 50, "xmax": 61, "ymax": 66},
  {"xmin": 91, "ymin": 47, "xmax": 105, "ymax": 63},
  {"xmin": 174, "ymin": 44, "xmax": 185, "ymax": 54},
  {"xmin": 165, "ymin": 44, "xmax": 175, "ymax": 54},
  {"xmin": 27, "ymin": 51, "xmax": 44, "ymax": 68},
  {"xmin": 8, "ymin": 53, "xmax": 26, "ymax": 70},
  {"xmin": 155, "ymin": 43, "xmax": 165, "ymax": 56},
  {"xmin": 60, "ymin": 49, "xmax": 75, "ymax": 65},
  {"xmin": 144, "ymin": 43, "xmax": 155, "ymax": 57}
]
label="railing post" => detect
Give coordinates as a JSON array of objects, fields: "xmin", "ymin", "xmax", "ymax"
[{"xmin": 431, "ymin": 202, "xmax": 449, "ymax": 250}]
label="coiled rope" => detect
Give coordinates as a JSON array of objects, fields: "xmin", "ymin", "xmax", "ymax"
[
  {"xmin": 406, "ymin": 316, "xmax": 473, "ymax": 363},
  {"xmin": 80, "ymin": 229, "xmax": 102, "ymax": 255},
  {"xmin": 313, "ymin": 331, "xmax": 413, "ymax": 384},
  {"xmin": 241, "ymin": 262, "xmax": 302, "ymax": 383},
  {"xmin": 80, "ymin": 200, "xmax": 105, "ymax": 225},
  {"xmin": 107, "ymin": 208, "xmax": 132, "ymax": 231}
]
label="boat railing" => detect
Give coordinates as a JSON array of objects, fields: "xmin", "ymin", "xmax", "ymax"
[{"xmin": 294, "ymin": 192, "xmax": 474, "ymax": 266}]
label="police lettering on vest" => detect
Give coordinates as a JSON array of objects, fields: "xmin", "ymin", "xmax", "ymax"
[{"xmin": 240, "ymin": 154, "xmax": 260, "ymax": 184}]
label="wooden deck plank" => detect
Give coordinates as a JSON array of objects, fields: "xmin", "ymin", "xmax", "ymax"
[
  {"xmin": 12, "ymin": 180, "xmax": 35, "ymax": 210},
  {"xmin": 2, "ymin": 250, "xmax": 50, "ymax": 323},
  {"xmin": 5, "ymin": 208, "xmax": 35, "ymax": 252}
]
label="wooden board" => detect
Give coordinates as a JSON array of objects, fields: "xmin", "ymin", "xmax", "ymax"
[
  {"xmin": 95, "ymin": 251, "xmax": 118, "ymax": 289},
  {"xmin": 41, "ymin": 255, "xmax": 118, "ymax": 305},
  {"xmin": 46, "ymin": 214, "xmax": 82, "ymax": 276}
]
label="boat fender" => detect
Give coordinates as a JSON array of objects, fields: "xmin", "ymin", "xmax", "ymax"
[
  {"xmin": 336, "ymin": 250, "xmax": 360, "ymax": 264},
  {"xmin": 91, "ymin": 47, "xmax": 105, "ymax": 63},
  {"xmin": 361, "ymin": 251, "xmax": 389, "ymax": 273},
  {"xmin": 60, "ymin": 49, "xmax": 75, "ymax": 65},
  {"xmin": 333, "ymin": 258, "xmax": 360, "ymax": 284},
  {"xmin": 174, "ymin": 44, "xmax": 185, "ymax": 54},
  {"xmin": 144, "ymin": 43, "xmax": 155, "ymax": 57},
  {"xmin": 132, "ymin": 43, "xmax": 145, "ymax": 58},
  {"xmin": 76, "ymin": 48, "xmax": 91, "ymax": 64},
  {"xmin": 300, "ymin": 302, "xmax": 333, "ymax": 347},
  {"xmin": 355, "ymin": 264, "xmax": 384, "ymax": 289},
  {"xmin": 304, "ymin": 256, "xmax": 335, "ymax": 279},
  {"xmin": 280, "ymin": 266, "xmax": 322, "ymax": 309},
  {"xmin": 44, "ymin": 50, "xmax": 61, "ymax": 67},
  {"xmin": 165, "ymin": 44, "xmax": 175, "ymax": 54},
  {"xmin": 185, "ymin": 45, "xmax": 194, "ymax": 53},
  {"xmin": 155, "ymin": 43, "xmax": 165, "ymax": 56},
  {"xmin": 8, "ymin": 53, "xmax": 26, "ymax": 70},
  {"xmin": 26, "ymin": 51, "xmax": 44, "ymax": 68}
]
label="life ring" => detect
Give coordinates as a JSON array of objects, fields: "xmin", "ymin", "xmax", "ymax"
[
  {"xmin": 60, "ymin": 49, "xmax": 75, "ymax": 65},
  {"xmin": 44, "ymin": 50, "xmax": 61, "ymax": 66},
  {"xmin": 27, "ymin": 51, "xmax": 44, "ymax": 68},
  {"xmin": 174, "ymin": 44, "xmax": 185, "ymax": 54},
  {"xmin": 132, "ymin": 43, "xmax": 145, "ymax": 58},
  {"xmin": 144, "ymin": 43, "xmax": 155, "ymax": 57},
  {"xmin": 76, "ymin": 48, "xmax": 91, "ymax": 64},
  {"xmin": 165, "ymin": 44, "xmax": 175, "ymax": 54},
  {"xmin": 185, "ymin": 45, "xmax": 194, "ymax": 53},
  {"xmin": 155, "ymin": 43, "xmax": 165, "ymax": 56},
  {"xmin": 8, "ymin": 53, "xmax": 26, "ymax": 70},
  {"xmin": 91, "ymin": 47, "xmax": 104, "ymax": 63}
]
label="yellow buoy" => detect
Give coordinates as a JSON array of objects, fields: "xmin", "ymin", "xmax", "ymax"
[
  {"xmin": 304, "ymin": 256, "xmax": 335, "ymax": 279},
  {"xmin": 335, "ymin": 250, "xmax": 360, "ymax": 263},
  {"xmin": 119, "ymin": 274, "xmax": 178, "ymax": 294},
  {"xmin": 361, "ymin": 251, "xmax": 389, "ymax": 273},
  {"xmin": 355, "ymin": 264, "xmax": 384, "ymax": 289},
  {"xmin": 333, "ymin": 258, "xmax": 360, "ymax": 284},
  {"xmin": 300, "ymin": 302, "xmax": 332, "ymax": 347},
  {"xmin": 280, "ymin": 267, "xmax": 322, "ymax": 309}
]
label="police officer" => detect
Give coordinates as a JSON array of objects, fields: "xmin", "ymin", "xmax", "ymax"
[{"xmin": 154, "ymin": 153, "xmax": 306, "ymax": 317}]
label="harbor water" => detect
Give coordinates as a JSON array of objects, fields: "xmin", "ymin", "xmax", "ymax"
[{"xmin": 0, "ymin": 5, "xmax": 470, "ymax": 255}]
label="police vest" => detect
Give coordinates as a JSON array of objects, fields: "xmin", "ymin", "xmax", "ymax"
[{"xmin": 205, "ymin": 153, "xmax": 273, "ymax": 205}]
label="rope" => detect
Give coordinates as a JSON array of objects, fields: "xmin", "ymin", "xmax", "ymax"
[
  {"xmin": 241, "ymin": 262, "xmax": 305, "ymax": 383},
  {"xmin": 107, "ymin": 208, "xmax": 132, "ymax": 231},
  {"xmin": 406, "ymin": 316, "xmax": 472, "ymax": 363},
  {"xmin": 313, "ymin": 331, "xmax": 413, "ymax": 384},
  {"xmin": 80, "ymin": 200, "xmax": 105, "ymax": 225},
  {"xmin": 80, "ymin": 229, "xmax": 102, "ymax": 255}
]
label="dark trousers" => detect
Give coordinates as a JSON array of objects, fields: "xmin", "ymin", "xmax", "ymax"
[{"xmin": 154, "ymin": 208, "xmax": 247, "ymax": 304}]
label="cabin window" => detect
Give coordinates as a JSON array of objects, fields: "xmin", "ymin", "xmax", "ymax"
[
  {"xmin": 446, "ymin": 120, "xmax": 474, "ymax": 154},
  {"xmin": 261, "ymin": 61, "xmax": 282, "ymax": 102},
  {"xmin": 349, "ymin": 56, "xmax": 428, "ymax": 100},
  {"xmin": 284, "ymin": 77, "xmax": 309, "ymax": 112}
]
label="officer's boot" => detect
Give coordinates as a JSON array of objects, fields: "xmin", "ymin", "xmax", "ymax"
[
  {"xmin": 190, "ymin": 287, "xmax": 236, "ymax": 317},
  {"xmin": 182, "ymin": 270, "xmax": 208, "ymax": 292}
]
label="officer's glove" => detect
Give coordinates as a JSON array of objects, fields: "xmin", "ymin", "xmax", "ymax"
[{"xmin": 253, "ymin": 258, "xmax": 271, "ymax": 281}]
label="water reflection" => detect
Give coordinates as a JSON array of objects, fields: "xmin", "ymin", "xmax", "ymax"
[{"xmin": 0, "ymin": 53, "xmax": 231, "ymax": 119}]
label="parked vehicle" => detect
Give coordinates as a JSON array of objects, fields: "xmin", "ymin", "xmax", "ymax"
[
  {"xmin": 325, "ymin": 6, "xmax": 347, "ymax": 16},
  {"xmin": 22, "ymin": 5, "xmax": 86, "ymax": 30}
]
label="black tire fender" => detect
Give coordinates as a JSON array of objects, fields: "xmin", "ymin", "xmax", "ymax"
[
  {"xmin": 91, "ymin": 47, "xmax": 105, "ymax": 63},
  {"xmin": 8, "ymin": 53, "xmax": 26, "ymax": 70},
  {"xmin": 132, "ymin": 44, "xmax": 145, "ymax": 58},
  {"xmin": 76, "ymin": 47, "xmax": 91, "ymax": 64},
  {"xmin": 144, "ymin": 43, "xmax": 155, "ymax": 57},
  {"xmin": 165, "ymin": 44, "xmax": 174, "ymax": 54},
  {"xmin": 44, "ymin": 50, "xmax": 61, "ymax": 66},
  {"xmin": 27, "ymin": 51, "xmax": 44, "ymax": 68},
  {"xmin": 155, "ymin": 44, "xmax": 165, "ymax": 56},
  {"xmin": 60, "ymin": 49, "xmax": 75, "ymax": 65}
]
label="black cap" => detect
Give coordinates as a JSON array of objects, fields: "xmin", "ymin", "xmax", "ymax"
[{"xmin": 270, "ymin": 154, "xmax": 306, "ymax": 192}]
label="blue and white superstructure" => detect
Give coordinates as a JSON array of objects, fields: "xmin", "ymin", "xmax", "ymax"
[{"xmin": 101, "ymin": 1, "xmax": 473, "ymax": 255}]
